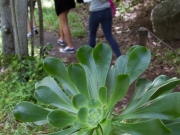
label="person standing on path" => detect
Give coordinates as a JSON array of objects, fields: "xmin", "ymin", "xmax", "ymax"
[
  {"xmin": 27, "ymin": 0, "xmax": 39, "ymax": 38},
  {"xmin": 88, "ymin": 0, "xmax": 121, "ymax": 57},
  {"xmin": 54, "ymin": 0, "xmax": 75, "ymax": 53}
]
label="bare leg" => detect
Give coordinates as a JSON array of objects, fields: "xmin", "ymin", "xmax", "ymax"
[
  {"xmin": 27, "ymin": 18, "xmax": 31, "ymax": 34},
  {"xmin": 31, "ymin": 8, "xmax": 36, "ymax": 28},
  {"xmin": 58, "ymin": 10, "xmax": 74, "ymax": 48},
  {"xmin": 59, "ymin": 18, "xmax": 65, "ymax": 42},
  {"xmin": 27, "ymin": 7, "xmax": 38, "ymax": 34}
]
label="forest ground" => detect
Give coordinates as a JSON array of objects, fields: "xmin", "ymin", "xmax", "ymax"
[{"xmin": 34, "ymin": 1, "xmax": 180, "ymax": 110}]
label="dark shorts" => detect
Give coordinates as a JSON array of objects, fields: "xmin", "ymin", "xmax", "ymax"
[
  {"xmin": 54, "ymin": 0, "xmax": 75, "ymax": 16},
  {"xmin": 28, "ymin": 1, "xmax": 36, "ymax": 7}
]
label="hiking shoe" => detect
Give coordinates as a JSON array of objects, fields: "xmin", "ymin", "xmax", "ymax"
[
  {"xmin": 60, "ymin": 47, "xmax": 75, "ymax": 53},
  {"xmin": 34, "ymin": 29, "xmax": 39, "ymax": 35},
  {"xmin": 57, "ymin": 39, "xmax": 65, "ymax": 46}
]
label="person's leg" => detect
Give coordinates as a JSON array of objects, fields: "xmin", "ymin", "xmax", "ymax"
[
  {"xmin": 58, "ymin": 9, "xmax": 74, "ymax": 48},
  {"xmin": 58, "ymin": 16, "xmax": 65, "ymax": 45},
  {"xmin": 88, "ymin": 11, "xmax": 101, "ymax": 48},
  {"xmin": 27, "ymin": 18, "xmax": 31, "ymax": 34},
  {"xmin": 27, "ymin": 3, "xmax": 38, "ymax": 35},
  {"xmin": 30, "ymin": 7, "xmax": 35, "ymax": 27},
  {"xmin": 59, "ymin": 23, "xmax": 64, "ymax": 41},
  {"xmin": 27, "ymin": 17, "xmax": 32, "ymax": 37},
  {"xmin": 58, "ymin": 9, "xmax": 75, "ymax": 53},
  {"xmin": 101, "ymin": 8, "xmax": 121, "ymax": 57},
  {"xmin": 31, "ymin": 6, "xmax": 38, "ymax": 34}
]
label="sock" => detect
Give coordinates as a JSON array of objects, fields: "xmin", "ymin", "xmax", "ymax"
[
  {"xmin": 59, "ymin": 39, "xmax": 64, "ymax": 42},
  {"xmin": 27, "ymin": 32, "xmax": 31, "ymax": 36}
]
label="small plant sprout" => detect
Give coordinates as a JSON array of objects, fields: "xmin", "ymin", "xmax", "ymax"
[{"xmin": 14, "ymin": 43, "xmax": 180, "ymax": 135}]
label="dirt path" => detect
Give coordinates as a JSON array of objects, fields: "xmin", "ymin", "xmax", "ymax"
[{"xmin": 41, "ymin": 30, "xmax": 87, "ymax": 63}]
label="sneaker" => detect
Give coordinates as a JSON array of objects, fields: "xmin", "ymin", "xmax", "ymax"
[
  {"xmin": 57, "ymin": 39, "xmax": 65, "ymax": 46},
  {"xmin": 34, "ymin": 29, "xmax": 39, "ymax": 35},
  {"xmin": 60, "ymin": 47, "xmax": 75, "ymax": 53},
  {"xmin": 27, "ymin": 33, "xmax": 32, "ymax": 38}
]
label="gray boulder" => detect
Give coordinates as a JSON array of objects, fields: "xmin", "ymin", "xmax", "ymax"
[{"xmin": 151, "ymin": 0, "xmax": 180, "ymax": 41}]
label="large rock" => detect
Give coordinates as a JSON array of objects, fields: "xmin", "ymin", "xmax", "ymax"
[{"xmin": 151, "ymin": 0, "xmax": 180, "ymax": 41}]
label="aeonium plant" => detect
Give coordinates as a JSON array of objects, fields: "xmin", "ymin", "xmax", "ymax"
[{"xmin": 14, "ymin": 43, "xmax": 180, "ymax": 135}]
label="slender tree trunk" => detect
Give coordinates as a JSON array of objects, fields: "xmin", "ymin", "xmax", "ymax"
[
  {"xmin": 0, "ymin": 0, "xmax": 15, "ymax": 64},
  {"xmin": 29, "ymin": 0, "xmax": 35, "ymax": 56},
  {"xmin": 37, "ymin": 0, "xmax": 44, "ymax": 57},
  {"xmin": 10, "ymin": 0, "xmax": 28, "ymax": 60}
]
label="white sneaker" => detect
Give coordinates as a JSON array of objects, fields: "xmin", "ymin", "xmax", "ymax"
[{"xmin": 60, "ymin": 47, "xmax": 75, "ymax": 53}]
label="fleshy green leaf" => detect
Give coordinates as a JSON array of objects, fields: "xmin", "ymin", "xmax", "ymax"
[
  {"xmin": 126, "ymin": 45, "xmax": 140, "ymax": 56},
  {"xmin": 96, "ymin": 125, "xmax": 103, "ymax": 135},
  {"xmin": 33, "ymin": 120, "xmax": 48, "ymax": 125},
  {"xmin": 78, "ymin": 107, "xmax": 88, "ymax": 122},
  {"xmin": 73, "ymin": 94, "xmax": 88, "ymax": 110},
  {"xmin": 46, "ymin": 127, "xmax": 77, "ymax": 135},
  {"xmin": 98, "ymin": 87, "xmax": 107, "ymax": 107},
  {"xmin": 88, "ymin": 99, "xmax": 101, "ymax": 108},
  {"xmin": 48, "ymin": 110, "xmax": 77, "ymax": 128},
  {"xmin": 13, "ymin": 101, "xmax": 49, "ymax": 122},
  {"xmin": 121, "ymin": 77, "xmax": 180, "ymax": 115},
  {"xmin": 100, "ymin": 119, "xmax": 112, "ymax": 135},
  {"xmin": 35, "ymin": 86, "xmax": 77, "ymax": 113},
  {"xmin": 150, "ymin": 76, "xmax": 175, "ymax": 100},
  {"xmin": 35, "ymin": 77, "xmax": 71, "ymax": 104},
  {"xmin": 105, "ymin": 66, "xmax": 116, "ymax": 100},
  {"xmin": 112, "ymin": 119, "xmax": 171, "ymax": 135},
  {"xmin": 70, "ymin": 128, "xmax": 94, "ymax": 135},
  {"xmin": 74, "ymin": 119, "xmax": 91, "ymax": 129},
  {"xmin": 77, "ymin": 128, "xmax": 94, "ymax": 135},
  {"xmin": 68, "ymin": 63, "xmax": 90, "ymax": 99},
  {"xmin": 105, "ymin": 74, "xmax": 130, "ymax": 110},
  {"xmin": 166, "ymin": 122, "xmax": 180, "ymax": 135},
  {"xmin": 150, "ymin": 75, "xmax": 169, "ymax": 88},
  {"xmin": 121, "ymin": 78, "xmax": 152, "ymax": 114},
  {"xmin": 87, "ymin": 108, "xmax": 104, "ymax": 126},
  {"xmin": 125, "ymin": 46, "xmax": 151, "ymax": 84},
  {"xmin": 115, "ymin": 93, "xmax": 180, "ymax": 121},
  {"xmin": 77, "ymin": 45, "xmax": 98, "ymax": 99},
  {"xmin": 43, "ymin": 57, "xmax": 79, "ymax": 96},
  {"xmin": 93, "ymin": 43, "xmax": 112, "ymax": 88},
  {"xmin": 115, "ymin": 55, "xmax": 127, "ymax": 75}
]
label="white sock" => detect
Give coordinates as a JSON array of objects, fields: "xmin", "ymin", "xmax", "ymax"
[{"xmin": 27, "ymin": 33, "xmax": 31, "ymax": 36}]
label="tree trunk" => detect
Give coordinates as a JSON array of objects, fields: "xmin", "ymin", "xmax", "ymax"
[
  {"xmin": 0, "ymin": 0, "xmax": 15, "ymax": 63},
  {"xmin": 10, "ymin": 0, "xmax": 28, "ymax": 60},
  {"xmin": 37, "ymin": 0, "xmax": 44, "ymax": 57}
]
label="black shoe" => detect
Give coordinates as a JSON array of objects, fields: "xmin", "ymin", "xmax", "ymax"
[
  {"xmin": 34, "ymin": 29, "xmax": 39, "ymax": 35},
  {"xmin": 57, "ymin": 39, "xmax": 66, "ymax": 46}
]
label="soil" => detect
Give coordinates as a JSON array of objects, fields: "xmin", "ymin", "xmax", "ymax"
[{"xmin": 34, "ymin": 1, "xmax": 180, "ymax": 110}]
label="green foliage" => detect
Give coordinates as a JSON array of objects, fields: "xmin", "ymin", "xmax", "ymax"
[
  {"xmin": 0, "ymin": 55, "xmax": 55, "ymax": 134},
  {"xmin": 13, "ymin": 43, "xmax": 180, "ymax": 134},
  {"xmin": 68, "ymin": 13, "xmax": 87, "ymax": 38}
]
